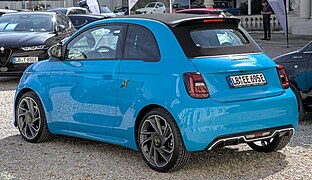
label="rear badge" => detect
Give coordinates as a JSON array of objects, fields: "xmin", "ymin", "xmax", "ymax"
[{"xmin": 230, "ymin": 56, "xmax": 256, "ymax": 61}]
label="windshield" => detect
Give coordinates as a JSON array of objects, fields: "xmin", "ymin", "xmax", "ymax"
[
  {"xmin": 0, "ymin": 14, "xmax": 53, "ymax": 32},
  {"xmin": 146, "ymin": 3, "xmax": 156, "ymax": 8},
  {"xmin": 100, "ymin": 6, "xmax": 112, "ymax": 13}
]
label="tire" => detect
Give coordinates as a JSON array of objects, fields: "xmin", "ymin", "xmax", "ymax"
[
  {"xmin": 247, "ymin": 134, "xmax": 292, "ymax": 153},
  {"xmin": 16, "ymin": 91, "xmax": 53, "ymax": 143},
  {"xmin": 290, "ymin": 83, "xmax": 305, "ymax": 121},
  {"xmin": 138, "ymin": 108, "xmax": 190, "ymax": 172}
]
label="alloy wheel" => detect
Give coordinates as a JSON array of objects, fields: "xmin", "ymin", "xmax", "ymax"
[
  {"xmin": 17, "ymin": 97, "xmax": 41, "ymax": 140},
  {"xmin": 139, "ymin": 115, "xmax": 174, "ymax": 168}
]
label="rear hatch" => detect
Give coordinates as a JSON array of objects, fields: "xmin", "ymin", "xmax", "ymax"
[
  {"xmin": 190, "ymin": 54, "xmax": 284, "ymax": 102},
  {"xmin": 171, "ymin": 16, "xmax": 284, "ymax": 102}
]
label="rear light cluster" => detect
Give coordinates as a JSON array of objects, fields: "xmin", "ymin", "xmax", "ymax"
[
  {"xmin": 276, "ymin": 65, "xmax": 290, "ymax": 89},
  {"xmin": 183, "ymin": 72, "xmax": 209, "ymax": 99}
]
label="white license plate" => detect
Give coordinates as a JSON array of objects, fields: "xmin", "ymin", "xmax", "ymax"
[
  {"xmin": 228, "ymin": 73, "xmax": 267, "ymax": 88},
  {"xmin": 12, "ymin": 57, "xmax": 38, "ymax": 64}
]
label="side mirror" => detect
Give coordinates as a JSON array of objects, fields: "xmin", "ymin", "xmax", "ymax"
[
  {"xmin": 56, "ymin": 25, "xmax": 66, "ymax": 33},
  {"xmin": 48, "ymin": 44, "xmax": 62, "ymax": 59}
]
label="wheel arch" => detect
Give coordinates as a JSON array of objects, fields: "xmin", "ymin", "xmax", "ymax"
[
  {"xmin": 14, "ymin": 87, "xmax": 48, "ymax": 127},
  {"xmin": 14, "ymin": 88, "xmax": 35, "ymax": 126},
  {"xmin": 288, "ymin": 76, "xmax": 300, "ymax": 90},
  {"xmin": 134, "ymin": 104, "xmax": 180, "ymax": 149}
]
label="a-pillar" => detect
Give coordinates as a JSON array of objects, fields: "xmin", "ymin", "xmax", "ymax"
[
  {"xmin": 292, "ymin": 0, "xmax": 312, "ymax": 35},
  {"xmin": 204, "ymin": 0, "xmax": 214, "ymax": 8}
]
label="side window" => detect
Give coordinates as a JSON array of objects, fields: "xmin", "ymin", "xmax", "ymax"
[
  {"xmin": 67, "ymin": 10, "xmax": 74, "ymax": 15},
  {"xmin": 304, "ymin": 42, "xmax": 312, "ymax": 52},
  {"xmin": 56, "ymin": 14, "xmax": 70, "ymax": 29},
  {"xmin": 65, "ymin": 25, "xmax": 123, "ymax": 60},
  {"xmin": 76, "ymin": 9, "xmax": 87, "ymax": 14},
  {"xmin": 158, "ymin": 3, "xmax": 163, "ymax": 7},
  {"xmin": 124, "ymin": 25, "xmax": 160, "ymax": 62}
]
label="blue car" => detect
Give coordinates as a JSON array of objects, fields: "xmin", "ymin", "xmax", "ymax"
[{"xmin": 14, "ymin": 14, "xmax": 298, "ymax": 172}]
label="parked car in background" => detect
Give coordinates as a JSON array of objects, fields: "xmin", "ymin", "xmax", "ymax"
[
  {"xmin": 14, "ymin": 14, "xmax": 298, "ymax": 172},
  {"xmin": 68, "ymin": 14, "xmax": 107, "ymax": 30},
  {"xmin": 0, "ymin": 9, "xmax": 17, "ymax": 16},
  {"xmin": 135, "ymin": 2, "xmax": 166, "ymax": 14},
  {"xmin": 176, "ymin": 8, "xmax": 231, "ymax": 16},
  {"xmin": 48, "ymin": 7, "xmax": 88, "ymax": 16},
  {"xmin": 274, "ymin": 41, "xmax": 312, "ymax": 120},
  {"xmin": 114, "ymin": 6, "xmax": 129, "ymax": 16},
  {"xmin": 0, "ymin": 12, "xmax": 75, "ymax": 75},
  {"xmin": 213, "ymin": 1, "xmax": 240, "ymax": 15},
  {"xmin": 172, "ymin": 3, "xmax": 185, "ymax": 13},
  {"xmin": 99, "ymin": 5, "xmax": 116, "ymax": 17}
]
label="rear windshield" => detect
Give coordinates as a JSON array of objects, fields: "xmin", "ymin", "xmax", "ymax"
[
  {"xmin": 190, "ymin": 29, "xmax": 248, "ymax": 48},
  {"xmin": 172, "ymin": 22, "xmax": 261, "ymax": 57}
]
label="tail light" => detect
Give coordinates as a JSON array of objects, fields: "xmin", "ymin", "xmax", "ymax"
[
  {"xmin": 276, "ymin": 65, "xmax": 290, "ymax": 89},
  {"xmin": 183, "ymin": 72, "xmax": 209, "ymax": 99}
]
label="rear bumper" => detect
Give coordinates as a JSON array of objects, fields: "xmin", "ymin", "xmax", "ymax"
[
  {"xmin": 206, "ymin": 125, "xmax": 294, "ymax": 150},
  {"xmin": 174, "ymin": 88, "xmax": 298, "ymax": 152}
]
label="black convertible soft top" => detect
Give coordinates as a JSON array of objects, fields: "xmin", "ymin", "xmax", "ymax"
[
  {"xmin": 123, "ymin": 13, "xmax": 240, "ymax": 27},
  {"xmin": 123, "ymin": 14, "xmax": 261, "ymax": 57}
]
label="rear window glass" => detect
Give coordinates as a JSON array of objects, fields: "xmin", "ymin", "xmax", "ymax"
[
  {"xmin": 190, "ymin": 29, "xmax": 248, "ymax": 48},
  {"xmin": 172, "ymin": 22, "xmax": 261, "ymax": 57}
]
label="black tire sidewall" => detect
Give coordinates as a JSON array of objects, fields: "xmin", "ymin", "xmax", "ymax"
[
  {"xmin": 138, "ymin": 109, "xmax": 181, "ymax": 172},
  {"xmin": 16, "ymin": 92, "xmax": 47, "ymax": 143}
]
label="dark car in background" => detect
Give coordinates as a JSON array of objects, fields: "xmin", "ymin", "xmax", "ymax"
[
  {"xmin": 113, "ymin": 6, "xmax": 129, "ymax": 16},
  {"xmin": 213, "ymin": 1, "xmax": 240, "ymax": 15},
  {"xmin": 172, "ymin": 3, "xmax": 185, "ymax": 13},
  {"xmin": 0, "ymin": 12, "xmax": 75, "ymax": 75},
  {"xmin": 68, "ymin": 14, "xmax": 107, "ymax": 30},
  {"xmin": 274, "ymin": 41, "xmax": 312, "ymax": 120},
  {"xmin": 48, "ymin": 7, "xmax": 89, "ymax": 16}
]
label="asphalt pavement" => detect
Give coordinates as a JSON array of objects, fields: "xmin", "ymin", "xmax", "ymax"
[{"xmin": 250, "ymin": 33, "xmax": 312, "ymax": 58}]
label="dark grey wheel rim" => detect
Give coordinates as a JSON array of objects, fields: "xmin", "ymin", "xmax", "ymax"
[
  {"xmin": 17, "ymin": 97, "xmax": 41, "ymax": 139},
  {"xmin": 252, "ymin": 138, "xmax": 274, "ymax": 146},
  {"xmin": 140, "ymin": 115, "xmax": 174, "ymax": 168}
]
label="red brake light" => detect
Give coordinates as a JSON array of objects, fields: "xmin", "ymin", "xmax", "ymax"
[
  {"xmin": 276, "ymin": 65, "xmax": 290, "ymax": 89},
  {"xmin": 203, "ymin": 19, "xmax": 224, "ymax": 23},
  {"xmin": 183, "ymin": 72, "xmax": 209, "ymax": 99}
]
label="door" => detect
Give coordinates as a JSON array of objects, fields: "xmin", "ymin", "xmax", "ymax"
[
  {"xmin": 48, "ymin": 24, "xmax": 125, "ymax": 134},
  {"xmin": 305, "ymin": 42, "xmax": 312, "ymax": 93},
  {"xmin": 115, "ymin": 24, "xmax": 161, "ymax": 129}
]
